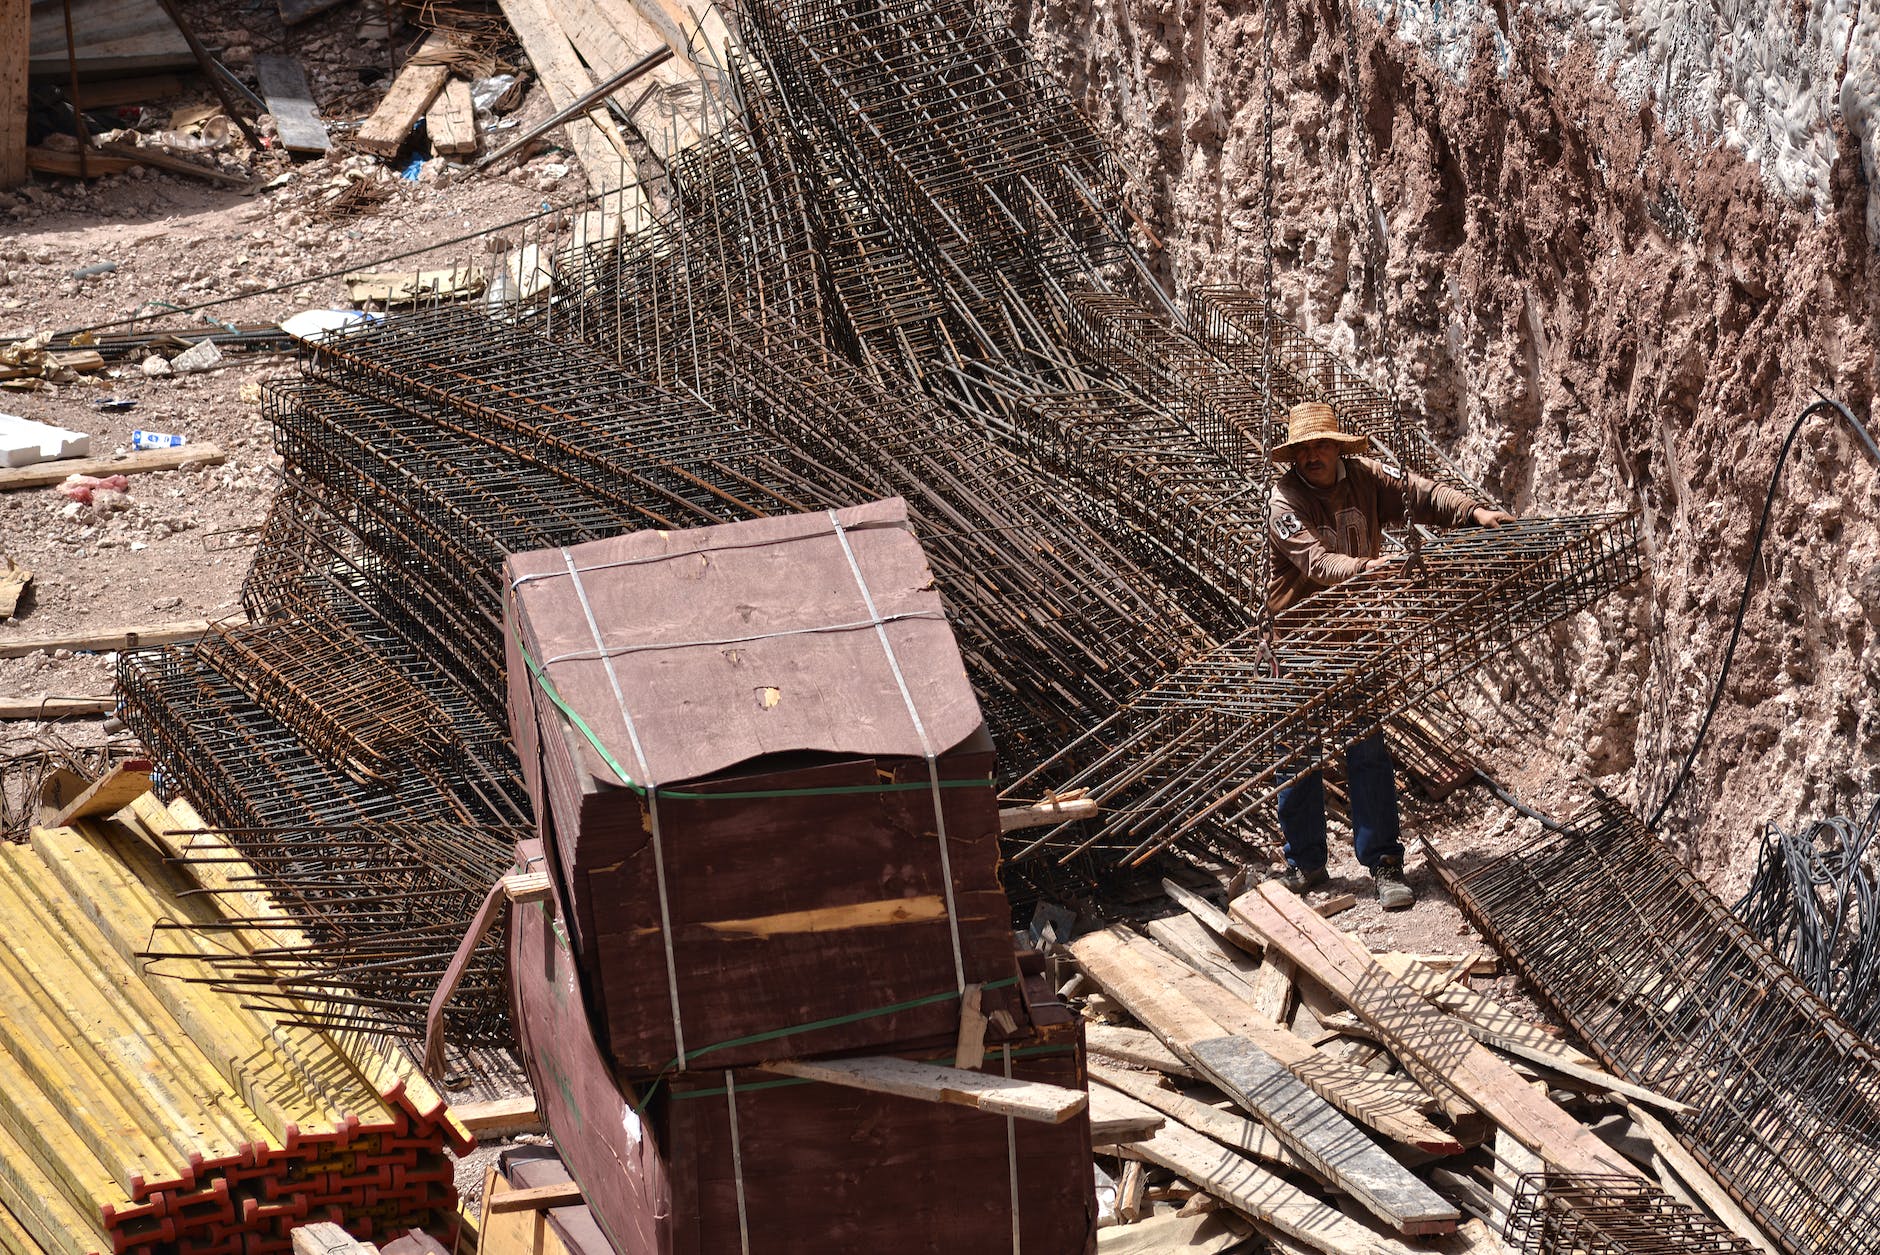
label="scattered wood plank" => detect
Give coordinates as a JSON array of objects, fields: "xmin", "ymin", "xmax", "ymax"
[
  {"xmin": 1090, "ymin": 1064, "xmax": 1300, "ymax": 1169},
  {"xmin": 497, "ymin": 0, "xmax": 638, "ymax": 191},
  {"xmin": 355, "ymin": 34, "xmax": 455, "ymax": 157},
  {"xmin": 1116, "ymin": 1160, "xmax": 1146, "ymax": 1223},
  {"xmin": 0, "ymin": 618, "xmax": 212, "ymax": 657},
  {"xmin": 503, "ymin": 871, "xmax": 551, "ymax": 904},
  {"xmin": 758, "ymin": 1055, "xmax": 1088, "ymax": 1125},
  {"xmin": 343, "ymin": 264, "xmax": 485, "ymax": 306},
  {"xmin": 1087, "ymin": 1082, "xmax": 1163, "ymax": 1146},
  {"xmin": 1142, "ymin": 911, "xmax": 1263, "ymax": 1003},
  {"xmin": 49, "ymin": 762, "xmax": 151, "ymax": 826},
  {"xmin": 1075, "ymin": 925, "xmax": 1453, "ymax": 1147},
  {"xmin": 1315, "ymin": 893, "xmax": 1358, "ymax": 918},
  {"xmin": 1117, "ymin": 1116, "xmax": 1426, "ymax": 1255},
  {"xmin": 253, "ymin": 54, "xmax": 329, "ymax": 155},
  {"xmin": 1188, "ymin": 1035, "xmax": 1458, "ymax": 1235},
  {"xmin": 451, "ymin": 1095, "xmax": 544, "ymax": 1138},
  {"xmin": 486, "ymin": 1182, "xmax": 584, "ymax": 1214},
  {"xmin": 292, "ymin": 1222, "xmax": 378, "ymax": 1255},
  {"xmin": 1096, "ymin": 1210, "xmax": 1246, "ymax": 1255},
  {"xmin": 1087, "ymin": 1024, "xmax": 1195, "ymax": 1078},
  {"xmin": 1000, "ymin": 791, "xmax": 1097, "ymax": 832},
  {"xmin": 90, "ymin": 140, "xmax": 254, "ymax": 186},
  {"xmin": 1232, "ymin": 883, "xmax": 1644, "ymax": 1180},
  {"xmin": 425, "ymin": 77, "xmax": 477, "ymax": 156},
  {"xmin": 0, "ymin": 695, "xmax": 112, "ymax": 719},
  {"xmin": 25, "ymin": 147, "xmax": 138, "ymax": 179},
  {"xmin": 1072, "ymin": 928, "xmax": 1458, "ymax": 1235},
  {"xmin": 1369, "ymin": 951, "xmax": 1692, "ymax": 1115},
  {"xmin": 0, "ymin": 443, "xmax": 224, "ymax": 491},
  {"xmin": 954, "ymin": 982, "xmax": 987, "ymax": 1072}
]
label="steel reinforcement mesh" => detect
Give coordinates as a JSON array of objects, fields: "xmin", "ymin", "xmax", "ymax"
[
  {"xmin": 1448, "ymin": 800, "xmax": 1880, "ymax": 1255},
  {"xmin": 1503, "ymin": 1174, "xmax": 1757, "ymax": 1255}
]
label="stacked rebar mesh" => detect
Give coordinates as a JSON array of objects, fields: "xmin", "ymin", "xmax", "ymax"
[
  {"xmin": 118, "ymin": 0, "xmax": 1649, "ymax": 1052},
  {"xmin": 1448, "ymin": 800, "xmax": 1880, "ymax": 1255}
]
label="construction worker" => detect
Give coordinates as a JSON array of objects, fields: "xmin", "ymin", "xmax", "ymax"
[{"xmin": 1266, "ymin": 401, "xmax": 1515, "ymax": 909}]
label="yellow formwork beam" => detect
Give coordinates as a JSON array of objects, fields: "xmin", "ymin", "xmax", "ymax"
[
  {"xmin": 27, "ymin": 823, "xmax": 348, "ymax": 1143},
  {"xmin": 0, "ymin": 848, "xmax": 266, "ymax": 1166},
  {"xmin": 0, "ymin": 1118, "xmax": 95, "ymax": 1255},
  {"xmin": 0, "ymin": 1031, "xmax": 133, "ymax": 1248}
]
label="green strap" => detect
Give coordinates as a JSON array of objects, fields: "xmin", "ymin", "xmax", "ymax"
[{"xmin": 513, "ymin": 623, "xmax": 990, "ymax": 801}]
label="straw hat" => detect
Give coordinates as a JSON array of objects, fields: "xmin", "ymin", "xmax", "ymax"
[{"xmin": 1272, "ymin": 402, "xmax": 1368, "ymax": 462}]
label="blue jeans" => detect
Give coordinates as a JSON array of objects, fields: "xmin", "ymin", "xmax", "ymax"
[{"xmin": 1277, "ymin": 731, "xmax": 1404, "ymax": 871}]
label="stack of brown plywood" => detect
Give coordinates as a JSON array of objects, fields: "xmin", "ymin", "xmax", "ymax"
[
  {"xmin": 1063, "ymin": 879, "xmax": 1781, "ymax": 1255},
  {"xmin": 501, "ymin": 498, "xmax": 1099, "ymax": 1252}
]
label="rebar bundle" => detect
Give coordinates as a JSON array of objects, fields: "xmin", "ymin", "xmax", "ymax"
[
  {"xmin": 1005, "ymin": 513, "xmax": 1642, "ymax": 867},
  {"xmin": 1447, "ymin": 799, "xmax": 1880, "ymax": 1255},
  {"xmin": 1734, "ymin": 797, "xmax": 1880, "ymax": 1042},
  {"xmin": 1503, "ymin": 1174, "xmax": 1758, "ymax": 1255}
]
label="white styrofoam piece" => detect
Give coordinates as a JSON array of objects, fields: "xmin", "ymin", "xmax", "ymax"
[{"xmin": 0, "ymin": 413, "xmax": 92, "ymax": 468}]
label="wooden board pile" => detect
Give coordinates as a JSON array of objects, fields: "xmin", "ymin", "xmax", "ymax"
[
  {"xmin": 0, "ymin": 789, "xmax": 472, "ymax": 1255},
  {"xmin": 1068, "ymin": 880, "xmax": 1778, "ymax": 1255},
  {"xmin": 502, "ymin": 500, "xmax": 1099, "ymax": 1252}
]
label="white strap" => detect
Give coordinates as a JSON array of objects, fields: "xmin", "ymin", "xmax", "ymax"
[
  {"xmin": 826, "ymin": 510, "xmax": 966, "ymax": 992},
  {"xmin": 1005, "ymin": 1044, "xmax": 1021, "ymax": 1254},
  {"xmin": 560, "ymin": 548, "xmax": 687, "ymax": 1064},
  {"xmin": 726, "ymin": 1070, "xmax": 752, "ymax": 1255}
]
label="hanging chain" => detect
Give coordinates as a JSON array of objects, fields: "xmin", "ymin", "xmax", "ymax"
[{"xmin": 1337, "ymin": 0, "xmax": 1422, "ymax": 571}]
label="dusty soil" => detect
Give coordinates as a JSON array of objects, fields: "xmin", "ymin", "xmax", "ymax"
[{"xmin": 0, "ymin": 0, "xmax": 599, "ymax": 727}]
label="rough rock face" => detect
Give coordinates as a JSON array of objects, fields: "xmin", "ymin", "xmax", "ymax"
[{"xmin": 1013, "ymin": 0, "xmax": 1880, "ymax": 888}]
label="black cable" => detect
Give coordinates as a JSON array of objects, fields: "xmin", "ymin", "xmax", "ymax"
[
  {"xmin": 1648, "ymin": 393, "xmax": 1880, "ymax": 829},
  {"xmin": 1472, "ymin": 767, "xmax": 1565, "ymax": 831}
]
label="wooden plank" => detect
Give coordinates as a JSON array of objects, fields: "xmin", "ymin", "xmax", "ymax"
[
  {"xmin": 253, "ymin": 54, "xmax": 328, "ymax": 154},
  {"xmin": 1000, "ymin": 792, "xmax": 1097, "ymax": 832},
  {"xmin": 0, "ymin": 443, "xmax": 224, "ymax": 490},
  {"xmin": 1090, "ymin": 1064, "xmax": 1300, "ymax": 1169},
  {"xmin": 355, "ymin": 35, "xmax": 454, "ymax": 157},
  {"xmin": 1097, "ymin": 1210, "xmax": 1250, "ymax": 1255},
  {"xmin": 1188, "ymin": 1035, "xmax": 1458, "ymax": 1235},
  {"xmin": 503, "ymin": 871, "xmax": 551, "ymax": 904},
  {"xmin": 48, "ymin": 762, "xmax": 150, "ymax": 825},
  {"xmin": 954, "ymin": 982, "xmax": 987, "ymax": 1071},
  {"xmin": 1071, "ymin": 928, "xmax": 1458, "ymax": 1234},
  {"xmin": 1087, "ymin": 1081, "xmax": 1162, "ymax": 1146},
  {"xmin": 1087, "ymin": 1024, "xmax": 1195, "ymax": 1078},
  {"xmin": 757, "ymin": 1055, "xmax": 1087, "ymax": 1125},
  {"xmin": 425, "ymin": 77, "xmax": 476, "ymax": 156},
  {"xmin": 1232, "ymin": 884, "xmax": 1642, "ymax": 1180},
  {"xmin": 451, "ymin": 1095, "xmax": 543, "ymax": 1137},
  {"xmin": 1116, "ymin": 1116, "xmax": 1426, "ymax": 1255},
  {"xmin": 1249, "ymin": 955, "xmax": 1295, "ymax": 1028},
  {"xmin": 3, "ymin": 0, "xmax": 30, "ymax": 190},
  {"xmin": 25, "ymin": 147, "xmax": 137, "ymax": 178},
  {"xmin": 550, "ymin": 0, "xmax": 700, "ymax": 158},
  {"xmin": 497, "ymin": 0, "xmax": 636, "ymax": 190},
  {"xmin": 1073, "ymin": 927, "xmax": 1455, "ymax": 1149},
  {"xmin": 486, "ymin": 1182, "xmax": 584, "ymax": 1214},
  {"xmin": 0, "ymin": 695, "xmax": 111, "ymax": 718},
  {"xmin": 0, "ymin": 618, "xmax": 212, "ymax": 657},
  {"xmin": 1368, "ymin": 950, "xmax": 1691, "ymax": 1114},
  {"xmin": 292, "ymin": 1221, "xmax": 378, "ymax": 1255},
  {"xmin": 1143, "ymin": 912, "xmax": 1263, "ymax": 1003}
]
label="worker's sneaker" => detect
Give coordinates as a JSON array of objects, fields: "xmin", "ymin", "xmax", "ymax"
[
  {"xmin": 1277, "ymin": 863, "xmax": 1329, "ymax": 894},
  {"xmin": 1372, "ymin": 859, "xmax": 1415, "ymax": 911}
]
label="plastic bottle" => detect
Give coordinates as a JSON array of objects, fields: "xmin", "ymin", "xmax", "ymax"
[{"xmin": 131, "ymin": 429, "xmax": 187, "ymax": 450}]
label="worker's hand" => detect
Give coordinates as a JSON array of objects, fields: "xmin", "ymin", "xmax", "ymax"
[
  {"xmin": 1472, "ymin": 507, "xmax": 1516, "ymax": 527},
  {"xmin": 1362, "ymin": 555, "xmax": 1397, "ymax": 573}
]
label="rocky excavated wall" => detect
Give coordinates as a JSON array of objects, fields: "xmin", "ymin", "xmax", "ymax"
[{"xmin": 1011, "ymin": 0, "xmax": 1880, "ymax": 887}]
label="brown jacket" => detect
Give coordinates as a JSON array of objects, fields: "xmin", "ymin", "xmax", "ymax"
[{"xmin": 1267, "ymin": 456, "xmax": 1480, "ymax": 614}]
